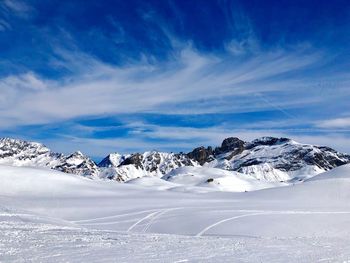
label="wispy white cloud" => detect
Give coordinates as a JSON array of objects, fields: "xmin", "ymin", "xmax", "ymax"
[
  {"xmin": 1, "ymin": 72, "xmax": 48, "ymax": 91},
  {"xmin": 39, "ymin": 121, "xmax": 350, "ymax": 159},
  {"xmin": 1, "ymin": 0, "xmax": 32, "ymax": 16},
  {"xmin": 0, "ymin": 19, "xmax": 11, "ymax": 31},
  {"xmin": 123, "ymin": 121, "xmax": 350, "ymax": 148},
  {"xmin": 315, "ymin": 117, "xmax": 350, "ymax": 129},
  {"xmin": 42, "ymin": 135, "xmax": 199, "ymax": 158},
  {"xmin": 0, "ymin": 45, "xmax": 343, "ymax": 128},
  {"xmin": 0, "ymin": 0, "xmax": 34, "ymax": 32}
]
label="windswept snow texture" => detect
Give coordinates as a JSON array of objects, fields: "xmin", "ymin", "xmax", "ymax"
[{"xmin": 1, "ymin": 164, "xmax": 350, "ymax": 262}]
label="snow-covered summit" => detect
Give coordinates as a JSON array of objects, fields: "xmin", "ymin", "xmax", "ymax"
[
  {"xmin": 100, "ymin": 136, "xmax": 350, "ymax": 183},
  {"xmin": 99, "ymin": 151, "xmax": 198, "ymax": 182},
  {"xmin": 98, "ymin": 153, "xmax": 129, "ymax": 168},
  {"xmin": 206, "ymin": 137, "xmax": 350, "ymax": 182},
  {"xmin": 53, "ymin": 151, "xmax": 100, "ymax": 177},
  {"xmin": 0, "ymin": 138, "xmax": 62, "ymax": 167},
  {"xmin": 0, "ymin": 138, "xmax": 99, "ymax": 177}
]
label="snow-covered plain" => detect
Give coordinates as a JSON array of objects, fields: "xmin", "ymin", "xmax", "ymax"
[{"xmin": 1, "ymin": 164, "xmax": 350, "ymax": 262}]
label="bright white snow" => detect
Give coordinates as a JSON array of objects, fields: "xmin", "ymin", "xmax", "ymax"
[
  {"xmin": 162, "ymin": 166, "xmax": 286, "ymax": 192},
  {"xmin": 1, "ymin": 164, "xmax": 350, "ymax": 262}
]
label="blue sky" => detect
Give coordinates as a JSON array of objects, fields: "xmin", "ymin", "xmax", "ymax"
[{"xmin": 0, "ymin": 0, "xmax": 350, "ymax": 160}]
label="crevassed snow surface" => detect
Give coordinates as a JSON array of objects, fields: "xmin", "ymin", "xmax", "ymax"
[{"xmin": 1, "ymin": 164, "xmax": 350, "ymax": 262}]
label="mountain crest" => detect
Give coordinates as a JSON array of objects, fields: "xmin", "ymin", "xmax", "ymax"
[
  {"xmin": 0, "ymin": 138, "xmax": 98, "ymax": 178},
  {"xmin": 0, "ymin": 136, "xmax": 349, "ymax": 183}
]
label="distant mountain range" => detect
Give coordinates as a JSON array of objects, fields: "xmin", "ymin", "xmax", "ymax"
[{"xmin": 0, "ymin": 137, "xmax": 349, "ymax": 183}]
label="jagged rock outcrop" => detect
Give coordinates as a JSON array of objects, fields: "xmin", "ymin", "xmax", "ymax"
[
  {"xmin": 98, "ymin": 153, "xmax": 128, "ymax": 168},
  {"xmin": 52, "ymin": 151, "xmax": 100, "ymax": 177},
  {"xmin": 0, "ymin": 138, "xmax": 62, "ymax": 166},
  {"xmin": 99, "ymin": 151, "xmax": 198, "ymax": 182},
  {"xmin": 207, "ymin": 137, "xmax": 350, "ymax": 181},
  {"xmin": 214, "ymin": 137, "xmax": 245, "ymax": 156},
  {"xmin": 98, "ymin": 136, "xmax": 350, "ymax": 182},
  {"xmin": 187, "ymin": 146, "xmax": 214, "ymax": 165},
  {"xmin": 0, "ymin": 138, "xmax": 99, "ymax": 177}
]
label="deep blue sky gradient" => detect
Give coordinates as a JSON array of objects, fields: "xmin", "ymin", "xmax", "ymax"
[{"xmin": 0, "ymin": 0, "xmax": 349, "ymax": 159}]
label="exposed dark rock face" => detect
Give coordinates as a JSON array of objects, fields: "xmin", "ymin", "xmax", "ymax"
[
  {"xmin": 103, "ymin": 151, "xmax": 198, "ymax": 181},
  {"xmin": 186, "ymin": 137, "xmax": 245, "ymax": 165},
  {"xmin": 214, "ymin": 137, "xmax": 245, "ymax": 159},
  {"xmin": 98, "ymin": 153, "xmax": 128, "ymax": 170},
  {"xmin": 215, "ymin": 137, "xmax": 245, "ymax": 154},
  {"xmin": 246, "ymin": 137, "xmax": 291, "ymax": 149},
  {"xmin": 187, "ymin": 146, "xmax": 214, "ymax": 165},
  {"xmin": 227, "ymin": 138, "xmax": 350, "ymax": 174},
  {"xmin": 306, "ymin": 146, "xmax": 350, "ymax": 170},
  {"xmin": 119, "ymin": 153, "xmax": 144, "ymax": 169},
  {"xmin": 143, "ymin": 152, "xmax": 194, "ymax": 173},
  {"xmin": 0, "ymin": 138, "xmax": 58, "ymax": 163},
  {"xmin": 183, "ymin": 136, "xmax": 350, "ymax": 179},
  {"xmin": 98, "ymin": 155, "xmax": 115, "ymax": 168},
  {"xmin": 53, "ymin": 151, "xmax": 100, "ymax": 177}
]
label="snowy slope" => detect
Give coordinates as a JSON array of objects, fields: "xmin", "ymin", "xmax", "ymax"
[
  {"xmin": 0, "ymin": 165, "xmax": 111, "ymax": 197},
  {"xmin": 162, "ymin": 166, "xmax": 285, "ymax": 192},
  {"xmin": 2, "ymin": 164, "xmax": 350, "ymax": 262}
]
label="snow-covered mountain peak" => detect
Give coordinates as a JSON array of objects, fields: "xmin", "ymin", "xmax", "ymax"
[
  {"xmin": 71, "ymin": 150, "xmax": 84, "ymax": 156},
  {"xmin": 247, "ymin": 136, "xmax": 292, "ymax": 148},
  {"xmin": 217, "ymin": 137, "xmax": 246, "ymax": 153},
  {"xmin": 1, "ymin": 136, "xmax": 349, "ymax": 185},
  {"xmin": 209, "ymin": 136, "xmax": 350, "ymax": 182},
  {"xmin": 53, "ymin": 151, "xmax": 99, "ymax": 177},
  {"xmin": 0, "ymin": 137, "xmax": 50, "ymax": 155},
  {"xmin": 0, "ymin": 137, "xmax": 99, "ymax": 178},
  {"xmin": 97, "ymin": 136, "xmax": 350, "ymax": 183},
  {"xmin": 0, "ymin": 138, "xmax": 58, "ymax": 167},
  {"xmin": 99, "ymin": 150, "xmax": 199, "ymax": 182},
  {"xmin": 98, "ymin": 153, "xmax": 128, "ymax": 168},
  {"xmin": 65, "ymin": 151, "xmax": 88, "ymax": 165}
]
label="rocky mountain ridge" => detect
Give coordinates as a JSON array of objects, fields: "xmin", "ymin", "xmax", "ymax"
[
  {"xmin": 0, "ymin": 138, "xmax": 100, "ymax": 177},
  {"xmin": 1, "ymin": 137, "xmax": 349, "ymax": 182}
]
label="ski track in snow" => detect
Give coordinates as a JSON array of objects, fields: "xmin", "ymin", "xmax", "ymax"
[
  {"xmin": 196, "ymin": 212, "xmax": 266, "ymax": 237},
  {"xmin": 2, "ymin": 214, "xmax": 350, "ymax": 263},
  {"xmin": 75, "ymin": 207, "xmax": 184, "ymax": 232},
  {"xmin": 127, "ymin": 211, "xmax": 161, "ymax": 232},
  {"xmin": 142, "ymin": 208, "xmax": 183, "ymax": 233},
  {"xmin": 197, "ymin": 210, "xmax": 350, "ymax": 236},
  {"xmin": 72, "ymin": 209, "xmax": 159, "ymax": 223},
  {"xmin": 72, "ymin": 208, "xmax": 350, "ymax": 238},
  {"xmin": 127, "ymin": 208, "xmax": 184, "ymax": 233}
]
